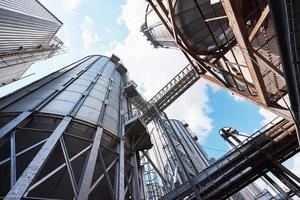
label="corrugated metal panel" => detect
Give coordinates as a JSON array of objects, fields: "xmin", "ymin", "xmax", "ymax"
[
  {"xmin": 0, "ymin": 0, "xmax": 62, "ymax": 24},
  {"xmin": 0, "ymin": 55, "xmax": 127, "ymax": 138},
  {"xmin": 0, "ymin": 0, "xmax": 64, "ymax": 86},
  {"xmin": 41, "ymin": 90, "xmax": 82, "ymax": 115},
  {"xmin": 0, "ymin": 56, "xmax": 92, "ymax": 108},
  {"xmin": 0, "ymin": 56, "xmax": 96, "ymax": 110},
  {"xmin": 75, "ymin": 105, "xmax": 101, "ymax": 125},
  {"xmin": 103, "ymin": 114, "xmax": 118, "ymax": 134},
  {"xmin": 0, "ymin": 7, "xmax": 61, "ymax": 52},
  {"xmin": 0, "ymin": 61, "xmax": 33, "ymax": 85},
  {"xmin": 2, "ymin": 88, "xmax": 55, "ymax": 112}
]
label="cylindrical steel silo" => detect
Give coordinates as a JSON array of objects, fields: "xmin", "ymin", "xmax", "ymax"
[
  {"xmin": 0, "ymin": 54, "xmax": 151, "ymax": 199},
  {"xmin": 142, "ymin": 0, "xmax": 265, "ymax": 55},
  {"xmin": 144, "ymin": 117, "xmax": 212, "ymax": 198}
]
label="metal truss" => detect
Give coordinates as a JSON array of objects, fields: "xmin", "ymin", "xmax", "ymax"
[
  {"xmin": 161, "ymin": 118, "xmax": 300, "ymax": 200},
  {"xmin": 126, "ymin": 64, "xmax": 199, "ymax": 124},
  {"xmin": 0, "ymin": 55, "xmax": 140, "ymax": 199},
  {"xmin": 0, "ymin": 40, "xmax": 66, "ymax": 70},
  {"xmin": 146, "ymin": 0, "xmax": 292, "ymax": 120},
  {"xmin": 0, "ymin": 113, "xmax": 134, "ymax": 200},
  {"xmin": 154, "ymin": 108, "xmax": 202, "ymax": 200}
]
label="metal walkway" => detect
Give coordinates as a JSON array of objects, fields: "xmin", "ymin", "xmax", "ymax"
[
  {"xmin": 161, "ymin": 119, "xmax": 300, "ymax": 200},
  {"xmin": 0, "ymin": 40, "xmax": 65, "ymax": 70},
  {"xmin": 125, "ymin": 64, "xmax": 199, "ymax": 124}
]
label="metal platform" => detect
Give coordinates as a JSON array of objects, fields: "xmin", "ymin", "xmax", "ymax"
[{"xmin": 124, "ymin": 116, "xmax": 153, "ymax": 151}]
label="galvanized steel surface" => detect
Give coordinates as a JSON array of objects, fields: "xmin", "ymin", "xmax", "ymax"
[
  {"xmin": 0, "ymin": 0, "xmax": 62, "ymax": 24},
  {"xmin": 0, "ymin": 55, "xmax": 126, "ymax": 136},
  {"xmin": 0, "ymin": 0, "xmax": 62, "ymax": 53},
  {"xmin": 0, "ymin": 0, "xmax": 64, "ymax": 85},
  {"xmin": 0, "ymin": 54, "xmax": 138, "ymax": 199}
]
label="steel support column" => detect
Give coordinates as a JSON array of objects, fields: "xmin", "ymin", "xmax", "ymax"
[
  {"xmin": 131, "ymin": 151, "xmax": 141, "ymax": 200},
  {"xmin": 4, "ymin": 116, "xmax": 72, "ymax": 200},
  {"xmin": 77, "ymin": 127, "xmax": 103, "ymax": 200},
  {"xmin": 117, "ymin": 120, "xmax": 125, "ymax": 200}
]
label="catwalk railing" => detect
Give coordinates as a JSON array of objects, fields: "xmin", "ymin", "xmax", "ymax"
[
  {"xmin": 161, "ymin": 118, "xmax": 299, "ymax": 200},
  {"xmin": 126, "ymin": 64, "xmax": 199, "ymax": 124}
]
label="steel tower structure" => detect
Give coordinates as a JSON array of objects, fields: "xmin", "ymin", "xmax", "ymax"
[
  {"xmin": 0, "ymin": 0, "xmax": 65, "ymax": 86},
  {"xmin": 0, "ymin": 54, "xmax": 152, "ymax": 199},
  {"xmin": 140, "ymin": 0, "xmax": 300, "ymax": 199},
  {"xmin": 161, "ymin": 118, "xmax": 300, "ymax": 200},
  {"xmin": 141, "ymin": 0, "xmax": 294, "ymax": 122},
  {"xmin": 144, "ymin": 118, "xmax": 269, "ymax": 200}
]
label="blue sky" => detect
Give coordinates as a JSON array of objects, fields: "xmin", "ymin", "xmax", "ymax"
[{"xmin": 0, "ymin": 0, "xmax": 298, "ymax": 181}]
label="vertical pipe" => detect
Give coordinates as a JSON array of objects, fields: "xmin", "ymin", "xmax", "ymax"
[{"xmin": 76, "ymin": 127, "xmax": 103, "ymax": 200}]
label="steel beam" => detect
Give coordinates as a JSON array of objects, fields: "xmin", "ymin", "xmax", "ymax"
[
  {"xmin": 5, "ymin": 116, "xmax": 72, "ymax": 200},
  {"xmin": 144, "ymin": 153, "xmax": 169, "ymax": 186},
  {"xmin": 77, "ymin": 127, "xmax": 103, "ymax": 200},
  {"xmin": 25, "ymin": 145, "xmax": 92, "ymax": 196},
  {"xmin": 276, "ymin": 163, "xmax": 300, "ymax": 184},
  {"xmin": 252, "ymin": 49, "xmax": 285, "ymax": 78},
  {"xmin": 271, "ymin": 168, "xmax": 300, "ymax": 197},
  {"xmin": 263, "ymin": 174, "xmax": 289, "ymax": 199},
  {"xmin": 249, "ymin": 6, "xmax": 270, "ymax": 41},
  {"xmin": 271, "ymin": 163, "xmax": 300, "ymax": 197},
  {"xmin": 98, "ymin": 149, "xmax": 116, "ymax": 200},
  {"xmin": 60, "ymin": 136, "xmax": 78, "ymax": 197},
  {"xmin": 0, "ymin": 112, "xmax": 31, "ymax": 140},
  {"xmin": 117, "ymin": 121, "xmax": 125, "ymax": 200},
  {"xmin": 131, "ymin": 152, "xmax": 141, "ymax": 200},
  {"xmin": 221, "ymin": 0, "xmax": 269, "ymax": 106},
  {"xmin": 0, "ymin": 139, "xmax": 47, "ymax": 166},
  {"xmin": 124, "ymin": 171, "xmax": 133, "ymax": 197},
  {"xmin": 89, "ymin": 159, "xmax": 117, "ymax": 193}
]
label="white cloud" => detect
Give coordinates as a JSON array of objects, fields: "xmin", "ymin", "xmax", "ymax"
[
  {"xmin": 106, "ymin": 0, "xmax": 213, "ymax": 141},
  {"xmin": 63, "ymin": 0, "xmax": 82, "ymax": 11},
  {"xmin": 166, "ymin": 82, "xmax": 213, "ymax": 142},
  {"xmin": 258, "ymin": 108, "xmax": 278, "ymax": 125},
  {"xmin": 79, "ymin": 16, "xmax": 101, "ymax": 49},
  {"xmin": 291, "ymin": 153, "xmax": 300, "ymax": 177}
]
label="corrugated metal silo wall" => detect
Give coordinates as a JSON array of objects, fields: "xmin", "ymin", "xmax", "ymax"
[
  {"xmin": 0, "ymin": 55, "xmax": 125, "ymax": 134},
  {"xmin": 0, "ymin": 55, "xmax": 135, "ymax": 199},
  {"xmin": 0, "ymin": 0, "xmax": 62, "ymax": 53},
  {"xmin": 169, "ymin": 119, "xmax": 210, "ymax": 172}
]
